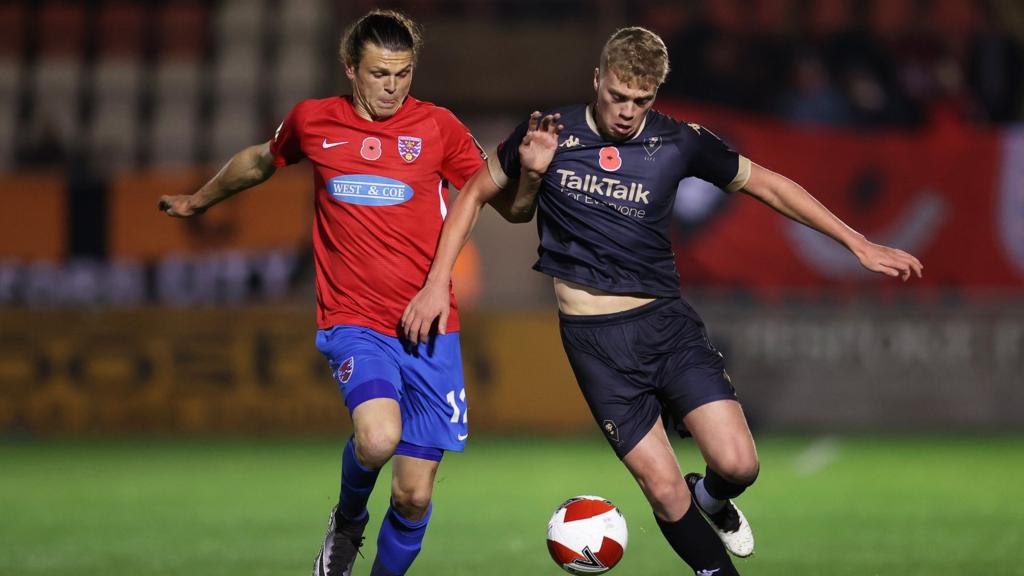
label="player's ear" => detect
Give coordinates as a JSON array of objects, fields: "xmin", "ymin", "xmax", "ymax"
[
  {"xmin": 593, "ymin": 67, "xmax": 601, "ymax": 92},
  {"xmin": 344, "ymin": 60, "xmax": 357, "ymax": 81}
]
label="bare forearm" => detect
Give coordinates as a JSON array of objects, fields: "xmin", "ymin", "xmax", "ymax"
[
  {"xmin": 744, "ymin": 167, "xmax": 866, "ymax": 254},
  {"xmin": 189, "ymin": 143, "xmax": 276, "ymax": 212},
  {"xmin": 510, "ymin": 170, "xmax": 543, "ymax": 221},
  {"xmin": 424, "ymin": 171, "xmax": 499, "ymax": 287},
  {"xmin": 489, "ymin": 170, "xmax": 542, "ymax": 222}
]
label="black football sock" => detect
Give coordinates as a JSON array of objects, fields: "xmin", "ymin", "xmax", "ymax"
[
  {"xmin": 656, "ymin": 502, "xmax": 739, "ymax": 575},
  {"xmin": 703, "ymin": 465, "xmax": 757, "ymax": 500}
]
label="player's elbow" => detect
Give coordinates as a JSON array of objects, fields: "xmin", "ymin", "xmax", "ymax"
[{"xmin": 504, "ymin": 203, "xmax": 536, "ymax": 223}]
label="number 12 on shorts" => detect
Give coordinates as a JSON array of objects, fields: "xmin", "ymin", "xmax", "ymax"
[{"xmin": 446, "ymin": 388, "xmax": 467, "ymax": 425}]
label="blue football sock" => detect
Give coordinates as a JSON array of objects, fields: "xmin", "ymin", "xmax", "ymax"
[
  {"xmin": 369, "ymin": 502, "xmax": 432, "ymax": 576},
  {"xmin": 339, "ymin": 436, "xmax": 379, "ymax": 521}
]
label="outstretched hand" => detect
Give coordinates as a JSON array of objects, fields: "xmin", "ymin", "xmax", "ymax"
[
  {"xmin": 519, "ymin": 111, "xmax": 563, "ymax": 176},
  {"xmin": 401, "ymin": 282, "xmax": 450, "ymax": 345},
  {"xmin": 158, "ymin": 195, "xmax": 204, "ymax": 218},
  {"xmin": 855, "ymin": 241, "xmax": 924, "ymax": 281}
]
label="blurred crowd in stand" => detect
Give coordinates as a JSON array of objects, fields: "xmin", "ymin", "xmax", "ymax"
[{"xmin": 640, "ymin": 0, "xmax": 1023, "ymax": 127}]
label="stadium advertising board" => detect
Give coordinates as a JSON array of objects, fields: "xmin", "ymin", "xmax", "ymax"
[
  {"xmin": 661, "ymin": 101, "xmax": 1024, "ymax": 291},
  {"xmin": 1, "ymin": 304, "xmax": 1021, "ymax": 435}
]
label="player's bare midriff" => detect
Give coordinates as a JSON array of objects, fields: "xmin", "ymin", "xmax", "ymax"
[{"xmin": 553, "ymin": 277, "xmax": 657, "ymax": 316}]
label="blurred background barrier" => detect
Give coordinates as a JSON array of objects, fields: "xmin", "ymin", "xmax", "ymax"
[
  {"xmin": 0, "ymin": 307, "xmax": 584, "ymax": 435},
  {"xmin": 2, "ymin": 0, "xmax": 1024, "ymax": 437},
  {"xmin": 1, "ymin": 301, "xmax": 1021, "ymax": 435}
]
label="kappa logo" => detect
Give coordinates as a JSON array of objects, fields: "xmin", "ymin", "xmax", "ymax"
[
  {"xmin": 397, "ymin": 136, "xmax": 422, "ymax": 163},
  {"xmin": 569, "ymin": 547, "xmax": 607, "ymax": 572},
  {"xmin": 559, "ymin": 135, "xmax": 581, "ymax": 149},
  {"xmin": 337, "ymin": 357, "xmax": 354, "ymax": 384},
  {"xmin": 602, "ymin": 420, "xmax": 621, "ymax": 444},
  {"xmin": 643, "ymin": 136, "xmax": 662, "ymax": 158}
]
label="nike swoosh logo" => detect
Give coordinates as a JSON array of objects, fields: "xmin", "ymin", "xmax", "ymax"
[
  {"xmin": 457, "ymin": 434, "xmax": 468, "ymax": 441},
  {"xmin": 322, "ymin": 139, "xmax": 348, "ymax": 149}
]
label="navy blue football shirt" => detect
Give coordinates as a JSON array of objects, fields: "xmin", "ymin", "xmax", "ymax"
[{"xmin": 490, "ymin": 104, "xmax": 751, "ymax": 297}]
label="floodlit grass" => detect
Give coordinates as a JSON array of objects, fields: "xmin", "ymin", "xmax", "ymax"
[{"xmin": 1, "ymin": 435, "xmax": 1022, "ymax": 575}]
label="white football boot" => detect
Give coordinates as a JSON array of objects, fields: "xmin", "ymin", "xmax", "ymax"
[{"xmin": 685, "ymin": 472, "xmax": 754, "ymax": 558}]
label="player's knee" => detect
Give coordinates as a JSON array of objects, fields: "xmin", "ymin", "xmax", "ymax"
[
  {"xmin": 391, "ymin": 485, "xmax": 432, "ymax": 521},
  {"xmin": 354, "ymin": 429, "xmax": 400, "ymax": 468},
  {"xmin": 715, "ymin": 456, "xmax": 760, "ymax": 488},
  {"xmin": 642, "ymin": 476, "xmax": 687, "ymax": 514}
]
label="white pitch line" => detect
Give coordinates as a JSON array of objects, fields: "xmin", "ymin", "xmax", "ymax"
[{"xmin": 794, "ymin": 436, "xmax": 841, "ymax": 476}]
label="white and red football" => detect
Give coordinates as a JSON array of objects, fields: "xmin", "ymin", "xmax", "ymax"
[{"xmin": 546, "ymin": 495, "xmax": 628, "ymax": 574}]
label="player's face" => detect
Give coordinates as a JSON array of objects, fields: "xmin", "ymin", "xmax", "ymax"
[
  {"xmin": 346, "ymin": 43, "xmax": 414, "ymax": 121},
  {"xmin": 592, "ymin": 68, "xmax": 657, "ymax": 142}
]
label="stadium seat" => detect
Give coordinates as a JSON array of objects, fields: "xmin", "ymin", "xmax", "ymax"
[
  {"xmin": 89, "ymin": 80, "xmax": 140, "ymax": 171},
  {"xmin": 280, "ymin": 0, "xmax": 326, "ymax": 38},
  {"xmin": 151, "ymin": 53, "xmax": 201, "ymax": 167},
  {"xmin": 38, "ymin": 2, "xmax": 86, "ymax": 58},
  {"xmin": 30, "ymin": 59, "xmax": 82, "ymax": 150},
  {"xmin": 97, "ymin": 2, "xmax": 145, "ymax": 58},
  {"xmin": 151, "ymin": 102, "xmax": 197, "ymax": 166},
  {"xmin": 155, "ymin": 59, "xmax": 202, "ymax": 101},
  {"xmin": 27, "ymin": 2, "xmax": 86, "ymax": 157},
  {"xmin": 216, "ymin": 0, "xmax": 266, "ymax": 44},
  {"xmin": 0, "ymin": 2, "xmax": 21, "ymax": 171},
  {"xmin": 273, "ymin": 41, "xmax": 320, "ymax": 119},
  {"xmin": 148, "ymin": 2, "xmax": 207, "ymax": 166},
  {"xmin": 211, "ymin": 103, "xmax": 259, "ymax": 163},
  {"xmin": 214, "ymin": 44, "xmax": 261, "ymax": 105},
  {"xmin": 158, "ymin": 2, "xmax": 208, "ymax": 59},
  {"xmin": 0, "ymin": 75, "xmax": 18, "ymax": 171},
  {"xmin": 90, "ymin": 3, "xmax": 146, "ymax": 171},
  {"xmin": 0, "ymin": 3, "xmax": 25, "ymax": 54}
]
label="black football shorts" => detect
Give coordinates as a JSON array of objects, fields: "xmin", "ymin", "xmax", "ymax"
[{"xmin": 559, "ymin": 297, "xmax": 737, "ymax": 459}]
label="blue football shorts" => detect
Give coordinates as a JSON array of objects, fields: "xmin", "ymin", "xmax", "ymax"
[
  {"xmin": 559, "ymin": 297, "xmax": 738, "ymax": 459},
  {"xmin": 315, "ymin": 325, "xmax": 468, "ymax": 457}
]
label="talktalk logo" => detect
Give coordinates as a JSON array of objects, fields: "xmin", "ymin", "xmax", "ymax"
[{"xmin": 555, "ymin": 169, "xmax": 650, "ymax": 204}]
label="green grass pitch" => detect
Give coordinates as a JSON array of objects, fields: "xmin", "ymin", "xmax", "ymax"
[{"xmin": 1, "ymin": 436, "xmax": 1022, "ymax": 575}]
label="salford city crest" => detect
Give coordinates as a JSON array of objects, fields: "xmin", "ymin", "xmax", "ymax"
[
  {"xmin": 643, "ymin": 135, "xmax": 662, "ymax": 158},
  {"xmin": 397, "ymin": 136, "xmax": 422, "ymax": 163}
]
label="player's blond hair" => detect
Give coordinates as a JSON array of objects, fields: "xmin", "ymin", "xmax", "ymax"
[
  {"xmin": 339, "ymin": 10, "xmax": 423, "ymax": 68},
  {"xmin": 599, "ymin": 27, "xmax": 670, "ymax": 89}
]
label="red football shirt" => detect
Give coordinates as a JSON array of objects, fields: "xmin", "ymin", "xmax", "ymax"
[{"xmin": 270, "ymin": 95, "xmax": 484, "ymax": 335}]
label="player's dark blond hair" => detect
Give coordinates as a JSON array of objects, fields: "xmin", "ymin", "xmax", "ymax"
[
  {"xmin": 599, "ymin": 27, "xmax": 670, "ymax": 90},
  {"xmin": 339, "ymin": 10, "xmax": 423, "ymax": 68}
]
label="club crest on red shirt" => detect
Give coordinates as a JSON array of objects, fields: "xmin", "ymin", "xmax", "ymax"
[{"xmin": 398, "ymin": 136, "xmax": 422, "ymax": 163}]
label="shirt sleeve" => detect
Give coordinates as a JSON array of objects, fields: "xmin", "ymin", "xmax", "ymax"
[
  {"xmin": 269, "ymin": 101, "xmax": 307, "ymax": 167},
  {"xmin": 488, "ymin": 119, "xmax": 530, "ymax": 189},
  {"xmin": 683, "ymin": 123, "xmax": 751, "ymax": 192},
  {"xmin": 436, "ymin": 109, "xmax": 487, "ymax": 190}
]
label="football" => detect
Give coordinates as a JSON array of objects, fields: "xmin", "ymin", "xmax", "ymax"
[{"xmin": 546, "ymin": 495, "xmax": 628, "ymax": 574}]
